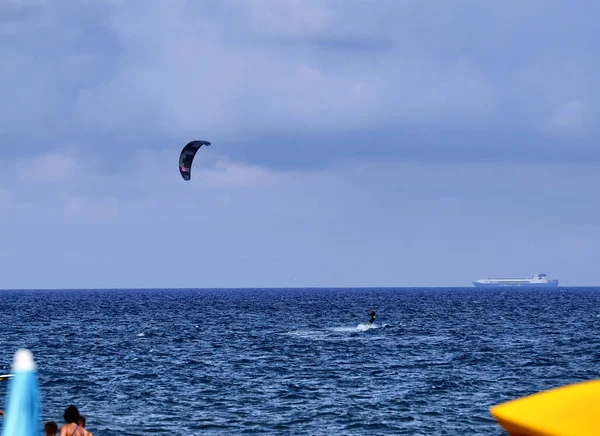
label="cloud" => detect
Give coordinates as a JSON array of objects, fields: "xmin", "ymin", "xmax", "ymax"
[
  {"xmin": 29, "ymin": 152, "xmax": 78, "ymax": 180},
  {"xmin": 0, "ymin": 187, "xmax": 14, "ymax": 208},
  {"xmin": 547, "ymin": 99, "xmax": 586, "ymax": 138},
  {"xmin": 2, "ymin": 147, "xmax": 600, "ymax": 288},
  {"xmin": 2, "ymin": 1, "xmax": 600, "ymax": 292},
  {"xmin": 2, "ymin": 0, "xmax": 599, "ymax": 171},
  {"xmin": 79, "ymin": 1, "xmax": 496, "ymax": 133}
]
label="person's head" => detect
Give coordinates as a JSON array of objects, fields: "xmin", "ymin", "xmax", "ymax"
[
  {"xmin": 45, "ymin": 420, "xmax": 58, "ymax": 435},
  {"xmin": 78, "ymin": 415, "xmax": 86, "ymax": 427},
  {"xmin": 63, "ymin": 405, "xmax": 80, "ymax": 424}
]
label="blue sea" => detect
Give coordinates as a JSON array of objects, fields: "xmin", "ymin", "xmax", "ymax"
[{"xmin": 1, "ymin": 287, "xmax": 600, "ymax": 435}]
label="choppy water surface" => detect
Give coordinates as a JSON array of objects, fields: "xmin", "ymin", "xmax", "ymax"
[{"xmin": 1, "ymin": 287, "xmax": 600, "ymax": 435}]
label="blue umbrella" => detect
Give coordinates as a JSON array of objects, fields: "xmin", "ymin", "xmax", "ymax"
[{"xmin": 1, "ymin": 349, "xmax": 41, "ymax": 436}]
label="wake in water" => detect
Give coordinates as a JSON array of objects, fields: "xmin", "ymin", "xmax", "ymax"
[
  {"xmin": 329, "ymin": 323, "xmax": 392, "ymax": 333},
  {"xmin": 328, "ymin": 324, "xmax": 374, "ymax": 333},
  {"xmin": 284, "ymin": 323, "xmax": 391, "ymax": 341}
]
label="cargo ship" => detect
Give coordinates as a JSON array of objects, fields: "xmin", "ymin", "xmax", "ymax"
[{"xmin": 472, "ymin": 273, "xmax": 559, "ymax": 288}]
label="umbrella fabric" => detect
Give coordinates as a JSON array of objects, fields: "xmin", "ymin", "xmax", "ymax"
[{"xmin": 1, "ymin": 349, "xmax": 41, "ymax": 436}]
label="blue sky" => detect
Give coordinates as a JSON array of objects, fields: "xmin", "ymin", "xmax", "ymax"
[{"xmin": 1, "ymin": 0, "xmax": 598, "ymax": 288}]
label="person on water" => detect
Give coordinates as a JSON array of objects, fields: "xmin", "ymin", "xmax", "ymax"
[{"xmin": 368, "ymin": 308, "xmax": 376, "ymax": 325}]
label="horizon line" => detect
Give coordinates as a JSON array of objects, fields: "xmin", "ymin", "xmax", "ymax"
[{"xmin": 0, "ymin": 285, "xmax": 595, "ymax": 291}]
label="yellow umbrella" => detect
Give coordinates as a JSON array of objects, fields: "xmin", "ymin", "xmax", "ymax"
[{"xmin": 490, "ymin": 379, "xmax": 600, "ymax": 436}]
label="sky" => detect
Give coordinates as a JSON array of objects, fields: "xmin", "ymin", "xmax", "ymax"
[{"xmin": 1, "ymin": 0, "xmax": 599, "ymax": 288}]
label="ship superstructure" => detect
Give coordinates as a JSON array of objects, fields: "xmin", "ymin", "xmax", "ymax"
[{"xmin": 472, "ymin": 273, "xmax": 559, "ymax": 288}]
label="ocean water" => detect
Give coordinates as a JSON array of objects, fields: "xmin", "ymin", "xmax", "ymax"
[{"xmin": 1, "ymin": 287, "xmax": 600, "ymax": 435}]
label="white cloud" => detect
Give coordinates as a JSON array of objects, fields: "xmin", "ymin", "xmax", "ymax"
[
  {"xmin": 203, "ymin": 160, "xmax": 277, "ymax": 186},
  {"xmin": 2, "ymin": 0, "xmax": 599, "ymax": 165},
  {"xmin": 64, "ymin": 193, "xmax": 119, "ymax": 218},
  {"xmin": 547, "ymin": 99, "xmax": 586, "ymax": 137},
  {"xmin": 68, "ymin": 0, "xmax": 496, "ymax": 142},
  {"xmin": 0, "ymin": 0, "xmax": 45, "ymax": 11},
  {"xmin": 2, "ymin": 0, "xmax": 600, "ymax": 289},
  {"xmin": 30, "ymin": 152, "xmax": 78, "ymax": 179},
  {"xmin": 0, "ymin": 187, "xmax": 14, "ymax": 208},
  {"xmin": 243, "ymin": 0, "xmax": 334, "ymax": 38},
  {"xmin": 2, "ymin": 149, "xmax": 600, "ymax": 288}
]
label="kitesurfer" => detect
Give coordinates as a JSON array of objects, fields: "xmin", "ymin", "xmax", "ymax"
[{"xmin": 368, "ymin": 308, "xmax": 376, "ymax": 325}]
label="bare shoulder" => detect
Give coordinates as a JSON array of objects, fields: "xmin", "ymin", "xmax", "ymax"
[{"xmin": 59, "ymin": 424, "xmax": 77, "ymax": 436}]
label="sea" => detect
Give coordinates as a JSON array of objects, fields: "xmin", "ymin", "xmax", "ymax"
[{"xmin": 1, "ymin": 287, "xmax": 599, "ymax": 435}]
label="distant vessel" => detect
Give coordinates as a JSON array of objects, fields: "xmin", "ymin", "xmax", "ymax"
[{"xmin": 472, "ymin": 273, "xmax": 559, "ymax": 288}]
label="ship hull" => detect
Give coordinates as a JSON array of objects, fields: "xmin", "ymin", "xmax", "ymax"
[{"xmin": 472, "ymin": 281, "xmax": 559, "ymax": 288}]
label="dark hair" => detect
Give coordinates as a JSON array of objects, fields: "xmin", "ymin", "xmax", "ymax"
[
  {"xmin": 63, "ymin": 405, "xmax": 80, "ymax": 424},
  {"xmin": 78, "ymin": 415, "xmax": 86, "ymax": 427},
  {"xmin": 45, "ymin": 420, "xmax": 58, "ymax": 434}
]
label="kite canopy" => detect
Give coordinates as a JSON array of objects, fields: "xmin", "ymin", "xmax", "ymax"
[{"xmin": 179, "ymin": 140, "xmax": 211, "ymax": 181}]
